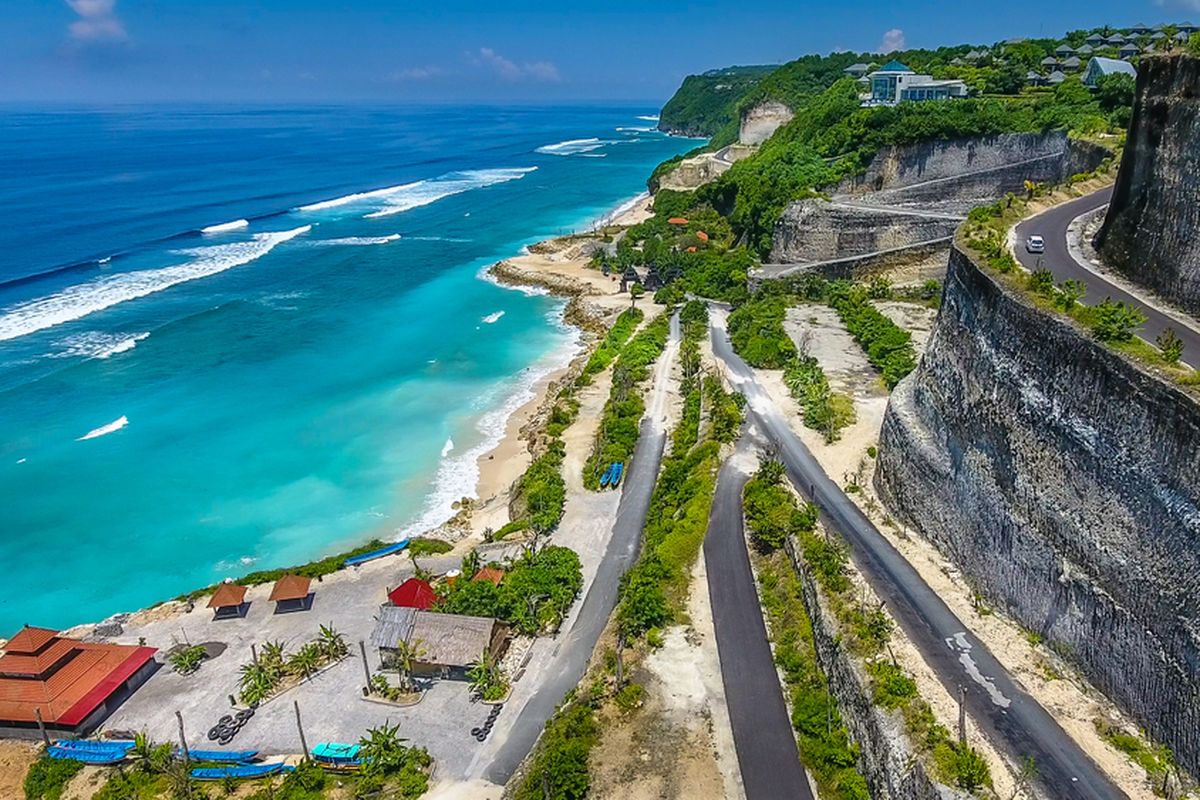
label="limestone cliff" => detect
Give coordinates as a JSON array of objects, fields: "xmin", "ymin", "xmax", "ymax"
[
  {"xmin": 1097, "ymin": 55, "xmax": 1200, "ymax": 314},
  {"xmin": 876, "ymin": 242, "xmax": 1200, "ymax": 775},
  {"xmin": 738, "ymin": 100, "xmax": 793, "ymax": 146}
]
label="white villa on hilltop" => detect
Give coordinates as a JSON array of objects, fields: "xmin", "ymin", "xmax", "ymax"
[{"xmin": 863, "ymin": 60, "xmax": 968, "ymax": 106}]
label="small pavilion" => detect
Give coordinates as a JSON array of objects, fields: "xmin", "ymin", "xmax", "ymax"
[
  {"xmin": 472, "ymin": 567, "xmax": 506, "ymax": 587},
  {"xmin": 269, "ymin": 575, "xmax": 313, "ymax": 614},
  {"xmin": 207, "ymin": 583, "xmax": 248, "ymax": 619}
]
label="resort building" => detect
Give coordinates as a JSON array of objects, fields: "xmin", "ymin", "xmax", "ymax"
[
  {"xmin": 1084, "ymin": 57, "xmax": 1137, "ymax": 88},
  {"xmin": 370, "ymin": 607, "xmax": 508, "ymax": 680},
  {"xmin": 1119, "ymin": 43, "xmax": 1140, "ymax": 59},
  {"xmin": 843, "ymin": 63, "xmax": 871, "ymax": 78},
  {"xmin": 0, "ymin": 626, "xmax": 157, "ymax": 737},
  {"xmin": 863, "ymin": 60, "xmax": 967, "ymax": 106}
]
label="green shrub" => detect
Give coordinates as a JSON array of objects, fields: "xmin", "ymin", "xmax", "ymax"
[
  {"xmin": 614, "ymin": 682, "xmax": 645, "ymax": 712},
  {"xmin": 728, "ymin": 297, "xmax": 796, "ymax": 369},
  {"xmin": 512, "ymin": 700, "xmax": 599, "ymax": 800},
  {"xmin": 1091, "ymin": 298, "xmax": 1146, "ymax": 343},
  {"xmin": 407, "ymin": 537, "xmax": 453, "ymax": 557},
  {"xmin": 828, "ymin": 286, "xmax": 917, "ymax": 389},
  {"xmin": 436, "ymin": 545, "xmax": 583, "ymax": 634},
  {"xmin": 24, "ymin": 754, "xmax": 84, "ymax": 800},
  {"xmin": 866, "ymin": 661, "xmax": 918, "ymax": 709}
]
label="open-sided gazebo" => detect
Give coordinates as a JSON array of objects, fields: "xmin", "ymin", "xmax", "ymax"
[
  {"xmin": 268, "ymin": 575, "xmax": 313, "ymax": 614},
  {"xmin": 207, "ymin": 583, "xmax": 249, "ymax": 619}
]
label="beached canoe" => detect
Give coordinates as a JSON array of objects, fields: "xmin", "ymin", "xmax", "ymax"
[
  {"xmin": 311, "ymin": 742, "xmax": 362, "ymax": 765},
  {"xmin": 609, "ymin": 462, "xmax": 624, "ymax": 487},
  {"xmin": 185, "ymin": 749, "xmax": 259, "ymax": 763},
  {"xmin": 53, "ymin": 739, "xmax": 135, "ymax": 754},
  {"xmin": 598, "ymin": 463, "xmax": 614, "ymax": 488},
  {"xmin": 191, "ymin": 762, "xmax": 291, "ymax": 781},
  {"xmin": 344, "ymin": 539, "xmax": 409, "ymax": 567},
  {"xmin": 48, "ymin": 746, "xmax": 127, "ymax": 765}
]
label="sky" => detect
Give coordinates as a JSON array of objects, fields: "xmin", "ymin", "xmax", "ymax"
[{"xmin": 2, "ymin": 0, "xmax": 1198, "ymax": 104}]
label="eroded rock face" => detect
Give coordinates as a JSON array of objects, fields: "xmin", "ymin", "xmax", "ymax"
[
  {"xmin": 770, "ymin": 199, "xmax": 959, "ymax": 264},
  {"xmin": 876, "ymin": 244, "xmax": 1200, "ymax": 775},
  {"xmin": 1097, "ymin": 55, "xmax": 1200, "ymax": 314},
  {"xmin": 738, "ymin": 100, "xmax": 794, "ymax": 146}
]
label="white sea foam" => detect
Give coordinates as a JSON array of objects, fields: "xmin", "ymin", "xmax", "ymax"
[
  {"xmin": 588, "ymin": 192, "xmax": 649, "ymax": 231},
  {"xmin": 78, "ymin": 415, "xmax": 128, "ymax": 441},
  {"xmin": 53, "ymin": 331, "xmax": 150, "ymax": 360},
  {"xmin": 535, "ymin": 137, "xmax": 613, "ymax": 156},
  {"xmin": 201, "ymin": 219, "xmax": 250, "ymax": 234},
  {"xmin": 616, "ymin": 126, "xmax": 656, "ymax": 133},
  {"xmin": 312, "ymin": 234, "xmax": 401, "ymax": 247},
  {"xmin": 405, "ymin": 236, "xmax": 472, "ymax": 243},
  {"xmin": 441, "ymin": 438, "xmax": 455, "ymax": 457},
  {"xmin": 0, "ymin": 226, "xmax": 309, "ymax": 342},
  {"xmin": 481, "ymin": 310, "xmax": 505, "ymax": 324},
  {"xmin": 478, "ymin": 265, "xmax": 549, "ymax": 297},
  {"xmin": 395, "ymin": 322, "xmax": 582, "ymax": 541},
  {"xmin": 98, "ymin": 256, "xmax": 112, "ymax": 265},
  {"xmin": 637, "ymin": 114, "xmax": 660, "ymax": 121},
  {"xmin": 297, "ymin": 168, "xmax": 537, "ymax": 218}
]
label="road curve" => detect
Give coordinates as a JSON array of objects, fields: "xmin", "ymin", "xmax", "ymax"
[
  {"xmin": 483, "ymin": 310, "xmax": 681, "ymax": 784},
  {"xmin": 1014, "ymin": 187, "xmax": 1200, "ymax": 361},
  {"xmin": 707, "ymin": 308, "xmax": 1128, "ymax": 800},
  {"xmin": 705, "ymin": 435, "xmax": 813, "ymax": 800}
]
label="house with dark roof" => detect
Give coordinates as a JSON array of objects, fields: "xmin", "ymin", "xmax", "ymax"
[
  {"xmin": 370, "ymin": 607, "xmax": 508, "ymax": 680},
  {"xmin": 1119, "ymin": 43, "xmax": 1140, "ymax": 58},
  {"xmin": 1055, "ymin": 44, "xmax": 1075, "ymax": 57},
  {"xmin": 1106, "ymin": 33, "xmax": 1127, "ymax": 45},
  {"xmin": 1047, "ymin": 70, "xmax": 1067, "ymax": 85},
  {"xmin": 1077, "ymin": 44, "xmax": 1094, "ymax": 55},
  {"xmin": 1084, "ymin": 57, "xmax": 1137, "ymax": 88},
  {"xmin": 1130, "ymin": 23, "xmax": 1152, "ymax": 36},
  {"xmin": 1085, "ymin": 32, "xmax": 1106, "ymax": 45},
  {"xmin": 1061, "ymin": 56, "xmax": 1082, "ymax": 71},
  {"xmin": 0, "ymin": 626, "xmax": 157, "ymax": 737},
  {"xmin": 843, "ymin": 63, "xmax": 870, "ymax": 78}
]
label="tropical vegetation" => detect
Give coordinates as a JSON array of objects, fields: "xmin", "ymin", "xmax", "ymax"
[
  {"xmin": 435, "ymin": 545, "xmax": 583, "ymax": 634},
  {"xmin": 237, "ymin": 624, "xmax": 348, "ymax": 705}
]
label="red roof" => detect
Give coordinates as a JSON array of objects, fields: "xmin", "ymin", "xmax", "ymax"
[
  {"xmin": 472, "ymin": 567, "xmax": 506, "ymax": 587},
  {"xmin": 695, "ymin": 230, "xmax": 709, "ymax": 242},
  {"xmin": 388, "ymin": 578, "xmax": 437, "ymax": 610},
  {"xmin": 667, "ymin": 217, "xmax": 689, "ymax": 225},
  {"xmin": 0, "ymin": 627, "xmax": 156, "ymax": 727},
  {"xmin": 208, "ymin": 583, "xmax": 247, "ymax": 609},
  {"xmin": 269, "ymin": 575, "xmax": 312, "ymax": 602}
]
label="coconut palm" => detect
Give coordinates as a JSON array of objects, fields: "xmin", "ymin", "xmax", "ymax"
[
  {"xmin": 238, "ymin": 661, "xmax": 276, "ymax": 705},
  {"xmin": 258, "ymin": 640, "xmax": 287, "ymax": 681},
  {"xmin": 466, "ymin": 649, "xmax": 509, "ymax": 701},
  {"xmin": 316, "ymin": 624, "xmax": 348, "ymax": 662},
  {"xmin": 358, "ymin": 722, "xmax": 411, "ymax": 777},
  {"xmin": 392, "ymin": 638, "xmax": 427, "ymax": 692}
]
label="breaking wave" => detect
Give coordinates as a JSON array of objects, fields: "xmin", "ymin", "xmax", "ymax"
[
  {"xmin": 536, "ymin": 138, "xmax": 612, "ymax": 156},
  {"xmin": 296, "ymin": 168, "xmax": 537, "ymax": 219},
  {"xmin": 312, "ymin": 234, "xmax": 402, "ymax": 247},
  {"xmin": 637, "ymin": 114, "xmax": 660, "ymax": 121},
  {"xmin": 201, "ymin": 219, "xmax": 250, "ymax": 234},
  {"xmin": 481, "ymin": 310, "xmax": 505, "ymax": 324},
  {"xmin": 0, "ymin": 227, "xmax": 310, "ymax": 342},
  {"xmin": 53, "ymin": 331, "xmax": 150, "ymax": 360},
  {"xmin": 78, "ymin": 415, "xmax": 128, "ymax": 441}
]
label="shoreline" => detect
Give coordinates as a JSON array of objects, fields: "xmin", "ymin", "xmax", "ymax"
[{"xmin": 43, "ymin": 191, "xmax": 657, "ymax": 644}]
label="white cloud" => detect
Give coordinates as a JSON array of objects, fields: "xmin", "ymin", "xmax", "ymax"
[
  {"xmin": 65, "ymin": 0, "xmax": 127, "ymax": 42},
  {"xmin": 473, "ymin": 48, "xmax": 561, "ymax": 82},
  {"xmin": 391, "ymin": 66, "xmax": 444, "ymax": 82},
  {"xmin": 880, "ymin": 28, "xmax": 906, "ymax": 53}
]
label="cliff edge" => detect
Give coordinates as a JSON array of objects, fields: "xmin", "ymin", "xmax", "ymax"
[
  {"xmin": 876, "ymin": 242, "xmax": 1200, "ymax": 775},
  {"xmin": 1097, "ymin": 54, "xmax": 1200, "ymax": 313}
]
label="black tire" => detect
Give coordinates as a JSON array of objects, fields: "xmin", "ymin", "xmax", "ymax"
[
  {"xmin": 207, "ymin": 727, "xmax": 220, "ymax": 741},
  {"xmin": 235, "ymin": 709, "xmax": 253, "ymax": 722},
  {"xmin": 218, "ymin": 735, "xmax": 234, "ymax": 746},
  {"xmin": 475, "ymin": 734, "xmax": 487, "ymax": 742},
  {"xmin": 218, "ymin": 714, "xmax": 233, "ymax": 725},
  {"xmin": 470, "ymin": 728, "xmax": 481, "ymax": 736}
]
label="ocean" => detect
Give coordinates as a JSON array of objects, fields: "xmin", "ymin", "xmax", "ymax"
[{"xmin": 0, "ymin": 105, "xmax": 695, "ymax": 633}]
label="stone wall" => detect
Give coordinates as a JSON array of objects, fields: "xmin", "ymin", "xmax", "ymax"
[
  {"xmin": 739, "ymin": 100, "xmax": 794, "ymax": 146},
  {"xmin": 783, "ymin": 538, "xmax": 967, "ymax": 800},
  {"xmin": 1097, "ymin": 54, "xmax": 1200, "ymax": 314},
  {"xmin": 876, "ymin": 242, "xmax": 1200, "ymax": 776},
  {"xmin": 770, "ymin": 199, "xmax": 960, "ymax": 264}
]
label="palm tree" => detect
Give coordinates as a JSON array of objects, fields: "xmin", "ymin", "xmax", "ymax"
[
  {"xmin": 130, "ymin": 731, "xmax": 172, "ymax": 774},
  {"xmin": 466, "ymin": 649, "xmax": 509, "ymax": 701},
  {"xmin": 259, "ymin": 640, "xmax": 287, "ymax": 681},
  {"xmin": 358, "ymin": 722, "xmax": 411, "ymax": 777},
  {"xmin": 288, "ymin": 642, "xmax": 322, "ymax": 681},
  {"xmin": 316, "ymin": 624, "xmax": 348, "ymax": 663},
  {"xmin": 392, "ymin": 638, "xmax": 427, "ymax": 692},
  {"xmin": 238, "ymin": 661, "xmax": 276, "ymax": 705}
]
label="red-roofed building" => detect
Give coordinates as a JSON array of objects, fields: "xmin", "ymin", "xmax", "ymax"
[
  {"xmin": 0, "ymin": 626, "xmax": 157, "ymax": 736},
  {"xmin": 667, "ymin": 217, "xmax": 689, "ymax": 226},
  {"xmin": 472, "ymin": 567, "xmax": 506, "ymax": 587},
  {"xmin": 388, "ymin": 578, "xmax": 437, "ymax": 610}
]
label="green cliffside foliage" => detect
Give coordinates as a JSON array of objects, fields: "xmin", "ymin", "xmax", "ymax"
[{"xmin": 657, "ymin": 66, "xmax": 776, "ymax": 140}]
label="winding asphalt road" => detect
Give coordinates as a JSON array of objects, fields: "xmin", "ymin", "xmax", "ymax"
[
  {"xmin": 705, "ymin": 436, "xmax": 813, "ymax": 800},
  {"xmin": 483, "ymin": 310, "xmax": 680, "ymax": 784},
  {"xmin": 1014, "ymin": 187, "xmax": 1200, "ymax": 360},
  {"xmin": 707, "ymin": 308, "xmax": 1128, "ymax": 800}
]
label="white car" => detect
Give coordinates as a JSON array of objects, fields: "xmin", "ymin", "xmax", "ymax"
[{"xmin": 1026, "ymin": 234, "xmax": 1045, "ymax": 254}]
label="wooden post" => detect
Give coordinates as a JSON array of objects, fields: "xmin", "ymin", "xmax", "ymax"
[
  {"xmin": 294, "ymin": 701, "xmax": 309, "ymax": 760},
  {"xmin": 33, "ymin": 707, "xmax": 49, "ymax": 748},
  {"xmin": 615, "ymin": 636, "xmax": 625, "ymax": 689},
  {"xmin": 175, "ymin": 710, "xmax": 190, "ymax": 763},
  {"xmin": 359, "ymin": 640, "xmax": 372, "ymax": 689},
  {"xmin": 251, "ymin": 643, "xmax": 259, "ymax": 665},
  {"xmin": 957, "ymin": 685, "xmax": 967, "ymax": 746}
]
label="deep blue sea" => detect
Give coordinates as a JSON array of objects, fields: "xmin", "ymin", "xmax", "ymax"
[{"xmin": 0, "ymin": 105, "xmax": 695, "ymax": 633}]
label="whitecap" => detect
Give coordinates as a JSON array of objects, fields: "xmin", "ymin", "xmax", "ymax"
[
  {"xmin": 53, "ymin": 331, "xmax": 150, "ymax": 360},
  {"xmin": 296, "ymin": 168, "xmax": 537, "ymax": 218},
  {"xmin": 405, "ymin": 236, "xmax": 471, "ymax": 243},
  {"xmin": 78, "ymin": 415, "xmax": 128, "ymax": 441},
  {"xmin": 441, "ymin": 438, "xmax": 455, "ymax": 457},
  {"xmin": 201, "ymin": 219, "xmax": 250, "ymax": 234},
  {"xmin": 616, "ymin": 126, "xmax": 656, "ymax": 133},
  {"xmin": 481, "ymin": 310, "xmax": 505, "ymax": 324},
  {"xmin": 535, "ymin": 138, "xmax": 612, "ymax": 156},
  {"xmin": 0, "ymin": 226, "xmax": 309, "ymax": 342},
  {"xmin": 312, "ymin": 234, "xmax": 402, "ymax": 247},
  {"xmin": 16, "ymin": 458, "xmax": 26, "ymax": 464},
  {"xmin": 98, "ymin": 257, "xmax": 112, "ymax": 265},
  {"xmin": 637, "ymin": 114, "xmax": 660, "ymax": 121}
]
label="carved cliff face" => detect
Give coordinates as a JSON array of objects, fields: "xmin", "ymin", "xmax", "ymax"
[
  {"xmin": 739, "ymin": 100, "xmax": 794, "ymax": 146},
  {"xmin": 1098, "ymin": 55, "xmax": 1200, "ymax": 313},
  {"xmin": 876, "ymin": 244, "xmax": 1200, "ymax": 776}
]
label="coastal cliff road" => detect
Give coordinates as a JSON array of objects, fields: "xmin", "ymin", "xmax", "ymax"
[
  {"xmin": 1015, "ymin": 186, "xmax": 1200, "ymax": 361},
  {"xmin": 705, "ymin": 434, "xmax": 814, "ymax": 800},
  {"xmin": 707, "ymin": 306, "xmax": 1128, "ymax": 800},
  {"xmin": 482, "ymin": 309, "xmax": 681, "ymax": 784}
]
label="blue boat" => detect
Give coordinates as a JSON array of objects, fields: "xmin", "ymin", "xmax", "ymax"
[
  {"xmin": 48, "ymin": 746, "xmax": 127, "ymax": 765},
  {"xmin": 344, "ymin": 539, "xmax": 409, "ymax": 567},
  {"xmin": 598, "ymin": 464, "xmax": 614, "ymax": 488},
  {"xmin": 311, "ymin": 742, "xmax": 363, "ymax": 768},
  {"xmin": 191, "ymin": 762, "xmax": 291, "ymax": 781},
  {"xmin": 53, "ymin": 739, "xmax": 135, "ymax": 754},
  {"xmin": 186, "ymin": 749, "xmax": 259, "ymax": 763},
  {"xmin": 609, "ymin": 462, "xmax": 624, "ymax": 487}
]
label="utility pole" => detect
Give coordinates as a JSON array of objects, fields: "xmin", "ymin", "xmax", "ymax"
[
  {"xmin": 176, "ymin": 710, "xmax": 190, "ymax": 763},
  {"xmin": 33, "ymin": 708, "xmax": 49, "ymax": 748},
  {"xmin": 294, "ymin": 701, "xmax": 310, "ymax": 760},
  {"xmin": 359, "ymin": 640, "xmax": 373, "ymax": 690}
]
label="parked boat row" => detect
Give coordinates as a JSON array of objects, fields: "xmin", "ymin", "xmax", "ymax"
[{"xmin": 598, "ymin": 461, "xmax": 624, "ymax": 489}]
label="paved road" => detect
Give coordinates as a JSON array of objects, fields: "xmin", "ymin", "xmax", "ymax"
[
  {"xmin": 483, "ymin": 310, "xmax": 680, "ymax": 783},
  {"xmin": 1015, "ymin": 187, "xmax": 1200, "ymax": 361},
  {"xmin": 705, "ymin": 436, "xmax": 813, "ymax": 800},
  {"xmin": 707, "ymin": 309, "xmax": 1128, "ymax": 800}
]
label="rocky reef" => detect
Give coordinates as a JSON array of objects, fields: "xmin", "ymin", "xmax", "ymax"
[
  {"xmin": 876, "ymin": 242, "xmax": 1200, "ymax": 775},
  {"xmin": 1097, "ymin": 55, "xmax": 1200, "ymax": 314}
]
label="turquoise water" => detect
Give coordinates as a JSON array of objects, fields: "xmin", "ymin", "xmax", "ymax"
[{"xmin": 0, "ymin": 106, "xmax": 696, "ymax": 632}]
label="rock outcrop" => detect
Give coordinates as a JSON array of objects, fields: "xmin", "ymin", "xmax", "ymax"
[
  {"xmin": 738, "ymin": 100, "xmax": 794, "ymax": 146},
  {"xmin": 1097, "ymin": 55, "xmax": 1200, "ymax": 314},
  {"xmin": 876, "ymin": 242, "xmax": 1200, "ymax": 775},
  {"xmin": 770, "ymin": 199, "xmax": 960, "ymax": 264}
]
